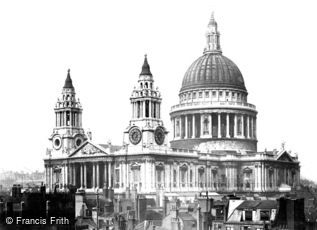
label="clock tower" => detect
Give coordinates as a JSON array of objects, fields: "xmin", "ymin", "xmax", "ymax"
[
  {"xmin": 124, "ymin": 55, "xmax": 168, "ymax": 152},
  {"xmin": 49, "ymin": 69, "xmax": 87, "ymax": 157}
]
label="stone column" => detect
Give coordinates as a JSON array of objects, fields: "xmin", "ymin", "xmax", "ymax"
[
  {"xmin": 218, "ymin": 113, "xmax": 221, "ymax": 138},
  {"xmin": 152, "ymin": 163, "xmax": 156, "ymax": 189},
  {"xmin": 84, "ymin": 164, "xmax": 87, "ymax": 189},
  {"xmin": 179, "ymin": 117, "xmax": 182, "ymax": 139},
  {"xmin": 143, "ymin": 101, "xmax": 146, "ymax": 118},
  {"xmin": 234, "ymin": 114, "xmax": 238, "ymax": 138},
  {"xmin": 80, "ymin": 164, "xmax": 83, "ymax": 188},
  {"xmin": 255, "ymin": 165, "xmax": 258, "ymax": 191},
  {"xmin": 261, "ymin": 163, "xmax": 264, "ymax": 191},
  {"xmin": 264, "ymin": 165, "xmax": 267, "ymax": 191},
  {"xmin": 92, "ymin": 163, "xmax": 96, "ymax": 188},
  {"xmin": 65, "ymin": 164, "xmax": 68, "ymax": 187},
  {"xmin": 250, "ymin": 116, "xmax": 254, "ymax": 139},
  {"xmin": 73, "ymin": 164, "xmax": 76, "ymax": 187},
  {"xmin": 247, "ymin": 115, "xmax": 250, "ymax": 138},
  {"xmin": 226, "ymin": 113, "xmax": 230, "ymax": 138},
  {"xmin": 49, "ymin": 166, "xmax": 51, "ymax": 189},
  {"xmin": 192, "ymin": 115, "xmax": 195, "ymax": 138},
  {"xmin": 104, "ymin": 162, "xmax": 107, "ymax": 188},
  {"xmin": 96, "ymin": 163, "xmax": 100, "ymax": 189},
  {"xmin": 185, "ymin": 115, "xmax": 188, "ymax": 138},
  {"xmin": 258, "ymin": 165, "xmax": 261, "ymax": 191},
  {"xmin": 209, "ymin": 114, "xmax": 212, "ymax": 137},
  {"xmin": 173, "ymin": 118, "xmax": 176, "ymax": 139},
  {"xmin": 108, "ymin": 162, "xmax": 112, "ymax": 188},
  {"xmin": 200, "ymin": 114, "xmax": 204, "ymax": 137},
  {"xmin": 241, "ymin": 115, "xmax": 245, "ymax": 138},
  {"xmin": 254, "ymin": 117, "xmax": 257, "ymax": 139}
]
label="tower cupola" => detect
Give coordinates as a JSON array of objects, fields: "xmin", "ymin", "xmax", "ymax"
[
  {"xmin": 49, "ymin": 69, "xmax": 87, "ymax": 156},
  {"xmin": 124, "ymin": 55, "xmax": 168, "ymax": 151}
]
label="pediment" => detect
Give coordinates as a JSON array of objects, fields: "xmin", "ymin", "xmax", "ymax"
[
  {"xmin": 68, "ymin": 141, "xmax": 108, "ymax": 158},
  {"xmin": 276, "ymin": 151, "xmax": 294, "ymax": 162}
]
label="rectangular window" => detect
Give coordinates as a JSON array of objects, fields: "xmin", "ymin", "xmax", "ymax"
[
  {"xmin": 205, "ymin": 92, "xmax": 209, "ymax": 98},
  {"xmin": 226, "ymin": 92, "xmax": 229, "ymax": 96},
  {"xmin": 219, "ymin": 91, "xmax": 223, "ymax": 96},
  {"xmin": 245, "ymin": 210, "xmax": 252, "ymax": 221},
  {"xmin": 232, "ymin": 92, "xmax": 235, "ymax": 97},
  {"xmin": 199, "ymin": 92, "xmax": 202, "ymax": 98},
  {"xmin": 193, "ymin": 93, "xmax": 196, "ymax": 99},
  {"xmin": 212, "ymin": 91, "xmax": 216, "ymax": 96}
]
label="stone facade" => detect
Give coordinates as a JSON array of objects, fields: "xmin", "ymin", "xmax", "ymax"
[{"xmin": 44, "ymin": 13, "xmax": 300, "ymax": 203}]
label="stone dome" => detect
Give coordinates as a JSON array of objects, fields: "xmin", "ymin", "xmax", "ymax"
[{"xmin": 180, "ymin": 53, "xmax": 246, "ymax": 93}]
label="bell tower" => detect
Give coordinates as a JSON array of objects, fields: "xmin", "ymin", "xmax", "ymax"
[
  {"xmin": 49, "ymin": 69, "xmax": 87, "ymax": 157},
  {"xmin": 124, "ymin": 55, "xmax": 168, "ymax": 151}
]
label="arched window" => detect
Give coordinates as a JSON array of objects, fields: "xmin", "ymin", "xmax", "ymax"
[
  {"xmin": 190, "ymin": 170, "xmax": 193, "ymax": 187},
  {"xmin": 243, "ymin": 167, "xmax": 252, "ymax": 189},
  {"xmin": 150, "ymin": 83, "xmax": 152, "ymax": 89},
  {"xmin": 198, "ymin": 167, "xmax": 205, "ymax": 188},
  {"xmin": 145, "ymin": 82, "xmax": 148, "ymax": 88},
  {"xmin": 140, "ymin": 83, "xmax": 143, "ymax": 88},
  {"xmin": 180, "ymin": 164, "xmax": 188, "ymax": 187}
]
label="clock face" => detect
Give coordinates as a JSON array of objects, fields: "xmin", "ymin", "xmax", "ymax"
[
  {"xmin": 129, "ymin": 127, "xmax": 142, "ymax": 145},
  {"xmin": 154, "ymin": 127, "xmax": 165, "ymax": 145},
  {"xmin": 53, "ymin": 136, "xmax": 62, "ymax": 150}
]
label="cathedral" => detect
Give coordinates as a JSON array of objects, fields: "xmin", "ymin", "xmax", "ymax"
[{"xmin": 44, "ymin": 13, "xmax": 300, "ymax": 202}]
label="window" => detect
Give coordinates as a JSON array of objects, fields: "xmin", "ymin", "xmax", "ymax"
[
  {"xmin": 212, "ymin": 91, "xmax": 216, "ymax": 96},
  {"xmin": 193, "ymin": 92, "xmax": 196, "ymax": 99},
  {"xmin": 181, "ymin": 170, "xmax": 186, "ymax": 186},
  {"xmin": 219, "ymin": 91, "xmax": 223, "ymax": 96},
  {"xmin": 226, "ymin": 92, "xmax": 229, "ymax": 96},
  {"xmin": 232, "ymin": 92, "xmax": 235, "ymax": 97},
  {"xmin": 203, "ymin": 118, "xmax": 209, "ymax": 135},
  {"xmin": 173, "ymin": 169, "xmax": 177, "ymax": 187},
  {"xmin": 245, "ymin": 210, "xmax": 252, "ymax": 221},
  {"xmin": 205, "ymin": 92, "xmax": 209, "ymax": 98},
  {"xmin": 199, "ymin": 92, "xmax": 202, "ymax": 98},
  {"xmin": 260, "ymin": 210, "xmax": 270, "ymax": 221}
]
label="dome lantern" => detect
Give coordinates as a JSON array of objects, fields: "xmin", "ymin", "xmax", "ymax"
[{"xmin": 204, "ymin": 12, "xmax": 222, "ymax": 54}]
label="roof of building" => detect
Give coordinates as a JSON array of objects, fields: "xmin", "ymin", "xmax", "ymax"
[
  {"xmin": 99, "ymin": 144, "xmax": 123, "ymax": 153},
  {"xmin": 145, "ymin": 210, "xmax": 162, "ymax": 220},
  {"xmin": 140, "ymin": 55, "xmax": 152, "ymax": 76},
  {"xmin": 181, "ymin": 53, "xmax": 246, "ymax": 93},
  {"xmin": 236, "ymin": 200, "xmax": 277, "ymax": 210},
  {"xmin": 179, "ymin": 212, "xmax": 196, "ymax": 222},
  {"xmin": 63, "ymin": 69, "xmax": 74, "ymax": 89}
]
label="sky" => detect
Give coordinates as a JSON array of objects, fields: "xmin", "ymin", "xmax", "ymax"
[{"xmin": 0, "ymin": 0, "xmax": 316, "ymax": 181}]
